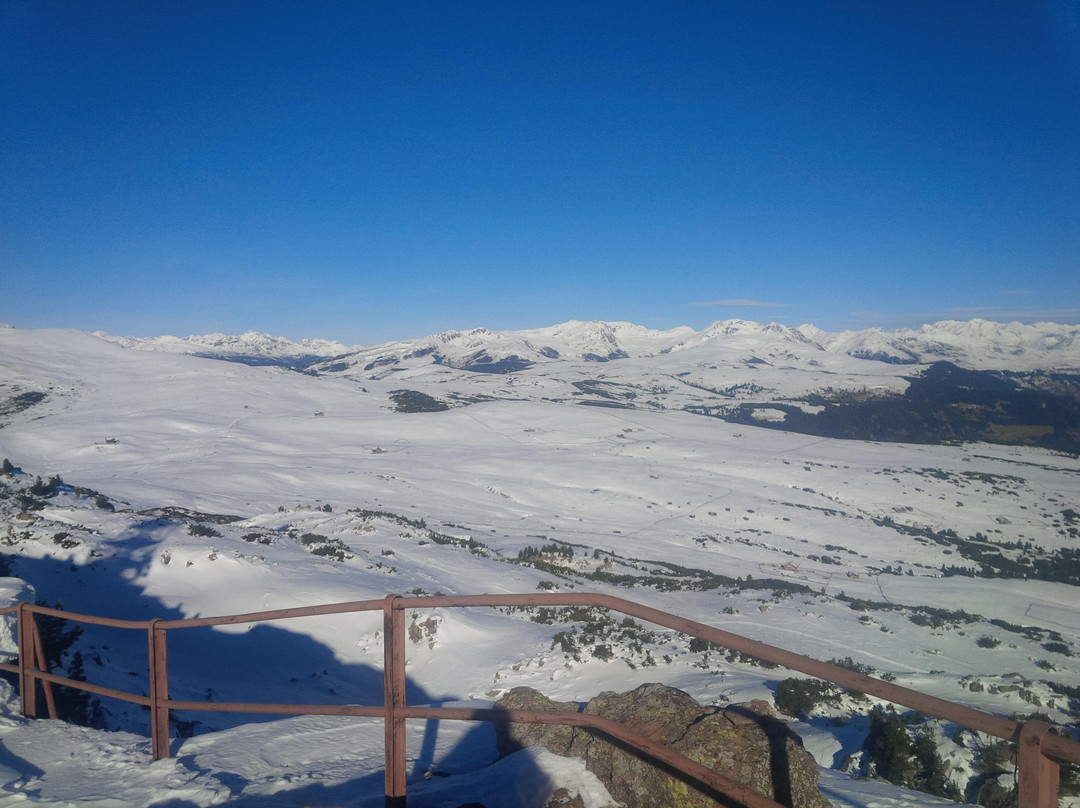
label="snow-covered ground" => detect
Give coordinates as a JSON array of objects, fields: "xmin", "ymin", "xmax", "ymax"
[{"xmin": 1, "ymin": 323, "xmax": 1079, "ymax": 806}]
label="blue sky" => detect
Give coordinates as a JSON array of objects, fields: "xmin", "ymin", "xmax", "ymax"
[{"xmin": 2, "ymin": 1, "xmax": 1078, "ymax": 345}]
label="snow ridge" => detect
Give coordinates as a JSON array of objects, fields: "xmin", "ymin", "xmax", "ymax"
[
  {"xmin": 89, "ymin": 318, "xmax": 1080, "ymax": 375},
  {"xmin": 321, "ymin": 318, "xmax": 1080, "ymax": 377}
]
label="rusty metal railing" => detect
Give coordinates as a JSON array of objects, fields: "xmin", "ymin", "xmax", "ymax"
[{"xmin": 3, "ymin": 592, "xmax": 1079, "ymax": 808}]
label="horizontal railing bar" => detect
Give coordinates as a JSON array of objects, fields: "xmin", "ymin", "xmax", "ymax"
[
  {"xmin": 3, "ymin": 598, "xmax": 387, "ymax": 633},
  {"xmin": 19, "ymin": 603, "xmax": 152, "ymax": 630},
  {"xmin": 1042, "ymin": 733, "xmax": 1080, "ymax": 766},
  {"xmin": 155, "ymin": 597, "xmax": 386, "ymax": 629},
  {"xmin": 0, "ymin": 661, "xmax": 17, "ymax": 674},
  {"xmin": 28, "ymin": 669, "xmax": 152, "ymax": 706},
  {"xmin": 165, "ymin": 700, "xmax": 385, "ymax": 718},
  {"xmin": 401, "ymin": 705, "xmax": 786, "ymax": 808},
  {"xmin": 405, "ymin": 593, "xmax": 1023, "ymax": 741}
]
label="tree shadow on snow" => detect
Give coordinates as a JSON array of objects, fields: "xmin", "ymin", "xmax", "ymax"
[{"xmin": 6, "ymin": 549, "xmax": 518, "ymax": 806}]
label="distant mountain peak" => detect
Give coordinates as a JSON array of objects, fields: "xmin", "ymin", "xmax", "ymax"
[
  {"xmin": 92, "ymin": 330, "xmax": 359, "ymax": 371},
  {"xmin": 87, "ymin": 316, "xmax": 1080, "ymax": 375}
]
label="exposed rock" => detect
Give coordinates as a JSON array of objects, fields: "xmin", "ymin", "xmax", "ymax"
[
  {"xmin": 495, "ymin": 684, "xmax": 831, "ymax": 808},
  {"xmin": 494, "ymin": 686, "xmax": 579, "ymax": 757},
  {"xmin": 544, "ymin": 788, "xmax": 586, "ymax": 808}
]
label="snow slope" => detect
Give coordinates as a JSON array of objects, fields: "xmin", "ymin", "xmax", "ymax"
[{"xmin": 1, "ymin": 323, "xmax": 1079, "ymax": 806}]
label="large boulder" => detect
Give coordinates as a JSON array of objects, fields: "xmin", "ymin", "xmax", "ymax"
[{"xmin": 495, "ymin": 683, "xmax": 831, "ymax": 808}]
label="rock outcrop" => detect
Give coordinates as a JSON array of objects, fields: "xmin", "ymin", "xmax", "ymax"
[{"xmin": 495, "ymin": 683, "xmax": 831, "ymax": 808}]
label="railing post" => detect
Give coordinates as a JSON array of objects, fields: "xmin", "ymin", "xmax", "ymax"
[
  {"xmin": 17, "ymin": 603, "xmax": 37, "ymax": 718},
  {"xmin": 383, "ymin": 595, "xmax": 407, "ymax": 807},
  {"xmin": 30, "ymin": 613, "xmax": 57, "ymax": 721},
  {"xmin": 149, "ymin": 618, "xmax": 171, "ymax": 760},
  {"xmin": 1017, "ymin": 720, "xmax": 1060, "ymax": 808}
]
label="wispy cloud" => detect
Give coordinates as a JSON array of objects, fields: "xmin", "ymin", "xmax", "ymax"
[
  {"xmin": 1001, "ymin": 289, "xmax": 1034, "ymax": 296},
  {"xmin": 692, "ymin": 299, "xmax": 789, "ymax": 308}
]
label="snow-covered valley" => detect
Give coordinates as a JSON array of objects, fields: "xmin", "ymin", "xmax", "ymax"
[{"xmin": 1, "ymin": 320, "xmax": 1079, "ymax": 807}]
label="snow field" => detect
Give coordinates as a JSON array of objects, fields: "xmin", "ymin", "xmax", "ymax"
[{"xmin": 2, "ymin": 325, "xmax": 1080, "ymax": 805}]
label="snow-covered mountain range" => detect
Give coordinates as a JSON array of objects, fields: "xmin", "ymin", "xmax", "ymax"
[
  {"xmin": 1, "ymin": 320, "xmax": 1079, "ymax": 807},
  {"xmin": 54, "ymin": 318, "xmax": 1080, "ymax": 457},
  {"xmin": 99, "ymin": 318, "xmax": 1080, "ymax": 374},
  {"xmin": 95, "ymin": 329, "xmax": 358, "ymax": 369}
]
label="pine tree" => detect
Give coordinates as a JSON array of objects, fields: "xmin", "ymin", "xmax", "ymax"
[
  {"xmin": 867, "ymin": 707, "xmax": 915, "ymax": 784},
  {"xmin": 56, "ymin": 651, "xmax": 89, "ymax": 720}
]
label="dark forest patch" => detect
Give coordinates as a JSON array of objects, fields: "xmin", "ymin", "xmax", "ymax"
[
  {"xmin": 703, "ymin": 363, "xmax": 1080, "ymax": 454},
  {"xmin": 388, "ymin": 389, "xmax": 450, "ymax": 413}
]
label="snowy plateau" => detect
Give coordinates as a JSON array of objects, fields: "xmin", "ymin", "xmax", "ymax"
[{"xmin": 1, "ymin": 318, "xmax": 1079, "ymax": 808}]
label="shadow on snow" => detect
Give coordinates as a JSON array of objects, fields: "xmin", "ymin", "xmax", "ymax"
[{"xmin": 3, "ymin": 545, "xmax": 511, "ymax": 806}]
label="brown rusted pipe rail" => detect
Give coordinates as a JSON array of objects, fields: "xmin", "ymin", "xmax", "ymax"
[
  {"xmin": 155, "ymin": 597, "xmax": 386, "ymax": 629},
  {"xmin": 31, "ymin": 620, "xmax": 58, "ymax": 719},
  {"xmin": 409, "ymin": 592, "xmax": 1025, "ymax": 742},
  {"xmin": 5, "ymin": 599, "xmax": 387, "ymax": 630},
  {"xmin": 165, "ymin": 700, "xmax": 385, "ymax": 717},
  {"xmin": 17, "ymin": 604, "xmax": 40, "ymax": 718},
  {"xmin": 1042, "ymin": 732, "xmax": 1080, "ymax": 770},
  {"xmin": 383, "ymin": 595, "xmax": 407, "ymax": 803},
  {"xmin": 148, "ymin": 619, "xmax": 169, "ymax": 758},
  {"xmin": 7, "ymin": 591, "xmax": 1080, "ymax": 808},
  {"xmin": 19, "ymin": 602, "xmax": 153, "ymax": 629},
  {"xmin": 27, "ymin": 668, "xmax": 152, "ymax": 706},
  {"xmin": 9, "ymin": 591, "xmax": 1042, "ymax": 746},
  {"xmin": 1019, "ymin": 721, "xmax": 1062, "ymax": 808}
]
